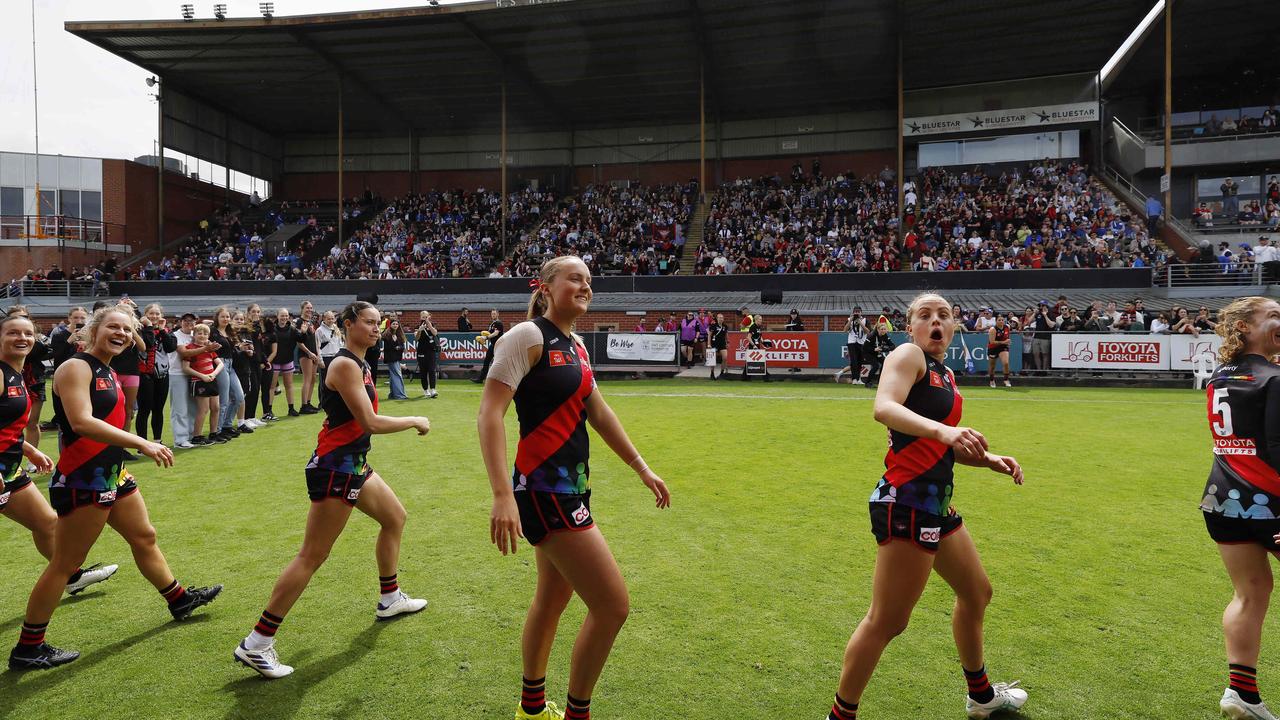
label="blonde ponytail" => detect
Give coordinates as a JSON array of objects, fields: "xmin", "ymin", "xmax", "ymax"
[
  {"xmin": 526, "ymin": 255, "xmax": 583, "ymax": 320},
  {"xmin": 1216, "ymin": 296, "xmax": 1273, "ymax": 364}
]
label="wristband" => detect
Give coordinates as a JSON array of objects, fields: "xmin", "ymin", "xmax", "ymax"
[{"xmin": 628, "ymin": 455, "xmax": 649, "ymax": 474}]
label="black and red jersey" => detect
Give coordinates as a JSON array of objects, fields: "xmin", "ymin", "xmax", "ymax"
[
  {"xmin": 511, "ymin": 317, "xmax": 596, "ymax": 495},
  {"xmin": 988, "ymin": 325, "xmax": 1011, "ymax": 351},
  {"xmin": 51, "ymin": 353, "xmax": 128, "ymax": 492},
  {"xmin": 306, "ymin": 348, "xmax": 376, "ymax": 475},
  {"xmin": 0, "ymin": 362, "xmax": 31, "ymax": 483},
  {"xmin": 1203, "ymin": 354, "xmax": 1280, "ymax": 519},
  {"xmin": 870, "ymin": 353, "xmax": 962, "ymax": 515}
]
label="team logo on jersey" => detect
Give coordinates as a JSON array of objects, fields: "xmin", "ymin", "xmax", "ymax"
[
  {"xmin": 548, "ymin": 350, "xmax": 573, "ymax": 367},
  {"xmin": 95, "ymin": 378, "xmax": 113, "ymax": 390},
  {"xmin": 6, "ymin": 386, "xmax": 23, "ymax": 397},
  {"xmin": 928, "ymin": 371, "xmax": 943, "ymax": 388},
  {"xmin": 571, "ymin": 503, "xmax": 591, "ymax": 524},
  {"xmin": 98, "ymin": 490, "xmax": 117, "ymax": 503},
  {"xmin": 919, "ymin": 526, "xmax": 941, "ymax": 543},
  {"xmin": 0, "ymin": 490, "xmax": 9, "ymax": 506}
]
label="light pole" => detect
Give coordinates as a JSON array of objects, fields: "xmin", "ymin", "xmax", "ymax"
[{"xmin": 147, "ymin": 76, "xmax": 164, "ymax": 250}]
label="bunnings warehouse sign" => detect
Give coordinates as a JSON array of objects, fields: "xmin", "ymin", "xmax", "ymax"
[{"xmin": 903, "ymin": 102, "xmax": 1099, "ymax": 136}]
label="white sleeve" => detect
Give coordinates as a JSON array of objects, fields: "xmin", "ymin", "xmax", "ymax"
[{"xmin": 487, "ymin": 321, "xmax": 544, "ymax": 391}]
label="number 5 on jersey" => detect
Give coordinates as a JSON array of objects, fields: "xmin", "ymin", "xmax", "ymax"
[{"xmin": 1211, "ymin": 387, "xmax": 1234, "ymax": 437}]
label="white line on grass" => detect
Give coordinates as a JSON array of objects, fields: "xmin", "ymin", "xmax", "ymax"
[{"xmin": 441, "ymin": 386, "xmax": 1199, "ymax": 405}]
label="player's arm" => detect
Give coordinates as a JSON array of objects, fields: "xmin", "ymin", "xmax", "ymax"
[
  {"xmin": 954, "ymin": 442, "xmax": 1023, "ymax": 484},
  {"xmin": 873, "ymin": 343, "xmax": 987, "ymax": 458},
  {"xmin": 21, "ymin": 441, "xmax": 52, "ymax": 472},
  {"xmin": 585, "ymin": 390, "xmax": 670, "ymax": 509},
  {"xmin": 53, "ymin": 360, "xmax": 171, "ymax": 465},
  {"xmin": 988, "ymin": 327, "xmax": 997, "ymax": 344},
  {"xmin": 331, "ymin": 356, "xmax": 428, "ymax": 436},
  {"xmin": 477, "ymin": 330, "xmax": 542, "ymax": 556}
]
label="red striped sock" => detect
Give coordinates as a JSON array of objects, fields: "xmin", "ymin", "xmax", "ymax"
[
  {"xmin": 17, "ymin": 621, "xmax": 47, "ymax": 647},
  {"xmin": 1231, "ymin": 663, "xmax": 1262, "ymax": 704},
  {"xmin": 828, "ymin": 693, "xmax": 858, "ymax": 719},
  {"xmin": 965, "ymin": 666, "xmax": 995, "ymax": 704},
  {"xmin": 521, "ymin": 676, "xmax": 546, "ymax": 715},
  {"xmin": 253, "ymin": 610, "xmax": 284, "ymax": 638},
  {"xmin": 564, "ymin": 694, "xmax": 590, "ymax": 720},
  {"xmin": 380, "ymin": 574, "xmax": 399, "ymax": 594},
  {"xmin": 160, "ymin": 579, "xmax": 187, "ymax": 605}
]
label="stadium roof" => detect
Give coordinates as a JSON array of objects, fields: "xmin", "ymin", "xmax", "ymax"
[{"xmin": 66, "ymin": 0, "xmax": 1153, "ymax": 136}]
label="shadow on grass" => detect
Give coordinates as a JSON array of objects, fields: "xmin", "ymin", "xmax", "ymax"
[
  {"xmin": 220, "ymin": 621, "xmax": 391, "ymax": 720},
  {"xmin": 0, "ymin": 591, "xmax": 107, "ymax": 634},
  {"xmin": 0, "ymin": 614, "xmax": 213, "ymax": 719}
]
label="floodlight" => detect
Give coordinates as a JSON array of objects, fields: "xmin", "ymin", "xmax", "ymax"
[
  {"xmin": 180, "ymin": 4, "xmax": 194, "ymax": 20},
  {"xmin": 429, "ymin": 0, "xmax": 439, "ymax": 5},
  {"xmin": 213, "ymin": 3, "xmax": 226, "ymax": 19},
  {"xmin": 260, "ymin": 2, "xmax": 274, "ymax": 17},
  {"xmin": 146, "ymin": 76, "xmax": 158, "ymax": 88}
]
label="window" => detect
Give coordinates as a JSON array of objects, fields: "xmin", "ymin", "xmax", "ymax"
[
  {"xmin": 60, "ymin": 189, "xmax": 80, "ymax": 219},
  {"xmin": 37, "ymin": 189, "xmax": 56, "ymax": 216},
  {"xmin": 80, "ymin": 191, "xmax": 101, "ymax": 221},
  {"xmin": 0, "ymin": 187, "xmax": 21, "ymax": 216}
]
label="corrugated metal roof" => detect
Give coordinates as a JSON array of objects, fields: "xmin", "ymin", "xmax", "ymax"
[{"xmin": 65, "ymin": 0, "xmax": 1152, "ymax": 136}]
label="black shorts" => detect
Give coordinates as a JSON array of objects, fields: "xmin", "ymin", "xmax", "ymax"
[
  {"xmin": 306, "ymin": 466, "xmax": 373, "ymax": 506},
  {"xmin": 0, "ymin": 474, "xmax": 34, "ymax": 512},
  {"xmin": 1205, "ymin": 512, "xmax": 1280, "ymax": 553},
  {"xmin": 190, "ymin": 379, "xmax": 218, "ymax": 397},
  {"xmin": 27, "ymin": 380, "xmax": 46, "ymax": 403},
  {"xmin": 516, "ymin": 489, "xmax": 594, "ymax": 546},
  {"xmin": 50, "ymin": 476, "xmax": 138, "ymax": 517},
  {"xmin": 869, "ymin": 502, "xmax": 964, "ymax": 553}
]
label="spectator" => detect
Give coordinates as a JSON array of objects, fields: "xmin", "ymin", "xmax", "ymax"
[
  {"xmin": 211, "ymin": 307, "xmax": 247, "ymax": 442},
  {"xmin": 1221, "ymin": 178, "xmax": 1240, "ymax": 217},
  {"xmin": 183, "ymin": 323, "xmax": 224, "ymax": 446},
  {"xmin": 1172, "ymin": 307, "xmax": 1199, "ymax": 336},
  {"xmin": 415, "ymin": 311, "xmax": 440, "ymax": 399},
  {"xmin": 1150, "ymin": 312, "xmax": 1171, "ymax": 334},
  {"xmin": 862, "ymin": 319, "xmax": 896, "ymax": 387},
  {"xmin": 231, "ymin": 309, "xmax": 264, "ymax": 432},
  {"xmin": 1145, "ymin": 195, "xmax": 1163, "ymax": 235},
  {"xmin": 708, "ymin": 312, "xmax": 728, "ymax": 380},
  {"xmin": 135, "ymin": 304, "xmax": 173, "ymax": 442},
  {"xmin": 315, "ymin": 310, "xmax": 342, "ymax": 400},
  {"xmin": 633, "ymin": 317, "xmax": 648, "ymax": 332},
  {"xmin": 477, "ymin": 309, "xmax": 503, "ymax": 382},
  {"xmin": 382, "ymin": 319, "xmax": 409, "ymax": 400},
  {"xmin": 457, "ymin": 308, "xmax": 473, "ymax": 332}
]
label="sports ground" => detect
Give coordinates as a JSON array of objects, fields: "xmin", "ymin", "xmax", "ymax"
[{"xmin": 0, "ymin": 379, "xmax": 1247, "ymax": 719}]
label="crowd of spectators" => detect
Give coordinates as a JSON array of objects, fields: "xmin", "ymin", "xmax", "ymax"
[
  {"xmin": 696, "ymin": 160, "xmax": 1166, "ymax": 275},
  {"xmin": 1199, "ymin": 107, "xmax": 1280, "ymax": 136},
  {"xmin": 511, "ymin": 182, "xmax": 695, "ymax": 277},
  {"xmin": 1194, "ymin": 175, "xmax": 1280, "ymax": 229},
  {"xmin": 308, "ymin": 188, "xmax": 552, "ymax": 280}
]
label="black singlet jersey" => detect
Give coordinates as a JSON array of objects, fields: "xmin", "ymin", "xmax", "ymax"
[
  {"xmin": 1203, "ymin": 354, "xmax": 1280, "ymax": 519},
  {"xmin": 306, "ymin": 349, "xmax": 377, "ymax": 475},
  {"xmin": 988, "ymin": 325, "xmax": 1011, "ymax": 351},
  {"xmin": 709, "ymin": 323, "xmax": 728, "ymax": 350},
  {"xmin": 273, "ymin": 325, "xmax": 304, "ymax": 361},
  {"xmin": 870, "ymin": 352, "xmax": 962, "ymax": 515},
  {"xmin": 512, "ymin": 317, "xmax": 596, "ymax": 495},
  {"xmin": 22, "ymin": 340, "xmax": 51, "ymax": 389},
  {"xmin": 0, "ymin": 362, "xmax": 31, "ymax": 483},
  {"xmin": 416, "ymin": 328, "xmax": 440, "ymax": 357},
  {"xmin": 294, "ymin": 317, "xmax": 319, "ymax": 354},
  {"xmin": 51, "ymin": 353, "xmax": 128, "ymax": 492}
]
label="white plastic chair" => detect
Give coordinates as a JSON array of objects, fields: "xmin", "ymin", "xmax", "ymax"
[{"xmin": 1192, "ymin": 351, "xmax": 1216, "ymax": 389}]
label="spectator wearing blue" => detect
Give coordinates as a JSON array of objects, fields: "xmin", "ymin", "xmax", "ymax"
[{"xmin": 1145, "ymin": 196, "xmax": 1163, "ymax": 236}]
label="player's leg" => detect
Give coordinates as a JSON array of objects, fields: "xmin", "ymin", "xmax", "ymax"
[
  {"xmin": 107, "ymin": 488, "xmax": 221, "ymax": 620},
  {"xmin": 539, "ymin": 527, "xmax": 630, "ymax": 720},
  {"xmin": 830, "ymin": 539, "xmax": 933, "ymax": 718},
  {"xmin": 356, "ymin": 473, "xmax": 427, "ymax": 620},
  {"xmin": 1218, "ymin": 542, "xmax": 1275, "ymax": 716},
  {"xmin": 517, "ymin": 548, "xmax": 575, "ymax": 719},
  {"xmin": 9, "ymin": 503, "xmax": 109, "ymax": 669}
]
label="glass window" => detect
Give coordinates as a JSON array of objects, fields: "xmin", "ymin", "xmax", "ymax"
[
  {"xmin": 80, "ymin": 191, "xmax": 101, "ymax": 221},
  {"xmin": 0, "ymin": 187, "xmax": 21, "ymax": 216},
  {"xmin": 60, "ymin": 189, "xmax": 80, "ymax": 219},
  {"xmin": 37, "ymin": 189, "xmax": 55, "ymax": 216}
]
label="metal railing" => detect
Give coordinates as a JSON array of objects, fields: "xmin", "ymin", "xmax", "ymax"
[
  {"xmin": 1157, "ymin": 262, "xmax": 1266, "ymax": 288},
  {"xmin": 2, "ymin": 279, "xmax": 101, "ymax": 299}
]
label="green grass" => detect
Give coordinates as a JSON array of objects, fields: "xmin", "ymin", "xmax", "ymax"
[{"xmin": 0, "ymin": 379, "xmax": 1260, "ymax": 719}]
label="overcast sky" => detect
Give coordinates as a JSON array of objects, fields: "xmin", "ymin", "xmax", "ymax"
[{"xmin": 0, "ymin": 1, "xmax": 468, "ymax": 162}]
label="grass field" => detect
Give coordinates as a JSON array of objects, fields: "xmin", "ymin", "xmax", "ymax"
[{"xmin": 0, "ymin": 378, "xmax": 1263, "ymax": 719}]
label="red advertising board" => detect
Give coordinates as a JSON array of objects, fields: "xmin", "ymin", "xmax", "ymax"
[{"xmin": 724, "ymin": 332, "xmax": 820, "ymax": 368}]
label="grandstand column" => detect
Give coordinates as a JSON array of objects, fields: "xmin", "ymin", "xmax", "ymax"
[
  {"xmin": 700, "ymin": 61, "xmax": 706, "ymax": 202},
  {"xmin": 895, "ymin": 28, "xmax": 905, "ymax": 266},
  {"xmin": 156, "ymin": 77, "xmax": 164, "ymax": 251},
  {"xmin": 1162, "ymin": 0, "xmax": 1172, "ymax": 226},
  {"xmin": 501, "ymin": 75, "xmax": 508, "ymax": 258},
  {"xmin": 337, "ymin": 75, "xmax": 344, "ymax": 244}
]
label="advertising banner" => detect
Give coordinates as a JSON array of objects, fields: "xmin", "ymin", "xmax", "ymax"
[
  {"xmin": 903, "ymin": 101, "xmax": 1100, "ymax": 136},
  {"xmin": 815, "ymin": 332, "xmax": 1022, "ymax": 373},
  {"xmin": 1169, "ymin": 334, "xmax": 1223, "ymax": 371},
  {"xmin": 725, "ymin": 332, "xmax": 820, "ymax": 368},
  {"xmin": 604, "ymin": 333, "xmax": 678, "ymax": 363},
  {"xmin": 1051, "ymin": 334, "xmax": 1170, "ymax": 370}
]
